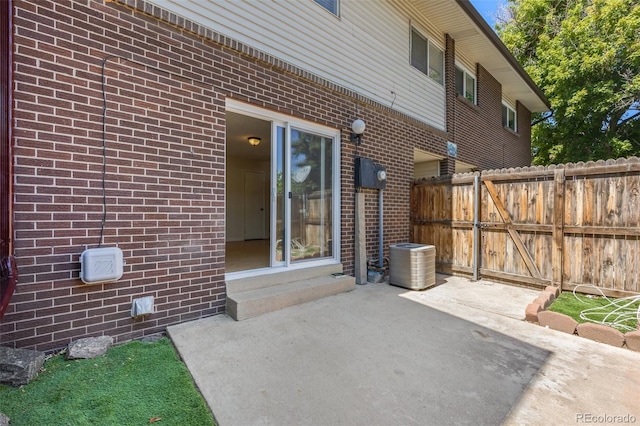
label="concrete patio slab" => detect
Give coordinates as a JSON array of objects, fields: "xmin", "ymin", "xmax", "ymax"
[{"xmin": 168, "ymin": 275, "xmax": 640, "ymax": 425}]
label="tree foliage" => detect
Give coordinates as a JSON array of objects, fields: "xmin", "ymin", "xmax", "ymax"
[
  {"xmin": 290, "ymin": 130, "xmax": 332, "ymax": 194},
  {"xmin": 497, "ymin": 0, "xmax": 640, "ymax": 164}
]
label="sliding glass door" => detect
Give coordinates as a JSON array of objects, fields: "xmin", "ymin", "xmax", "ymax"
[
  {"xmin": 226, "ymin": 100, "xmax": 339, "ymax": 274},
  {"xmin": 289, "ymin": 128, "xmax": 333, "ymax": 262},
  {"xmin": 272, "ymin": 124, "xmax": 337, "ymax": 267}
]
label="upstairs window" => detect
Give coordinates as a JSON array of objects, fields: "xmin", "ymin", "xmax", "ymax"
[
  {"xmin": 455, "ymin": 65, "xmax": 476, "ymax": 104},
  {"xmin": 314, "ymin": 0, "xmax": 339, "ymax": 16},
  {"xmin": 411, "ymin": 28, "xmax": 444, "ymax": 85},
  {"xmin": 502, "ymin": 102, "xmax": 517, "ymax": 132}
]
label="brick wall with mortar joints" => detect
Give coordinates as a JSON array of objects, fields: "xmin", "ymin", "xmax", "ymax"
[
  {"xmin": 445, "ymin": 35, "xmax": 533, "ymax": 171},
  {"xmin": 451, "ymin": 64, "xmax": 532, "ymax": 170},
  {"xmin": 5, "ymin": 0, "xmax": 234, "ymax": 350},
  {"xmin": 3, "ymin": 0, "xmax": 532, "ymax": 350}
]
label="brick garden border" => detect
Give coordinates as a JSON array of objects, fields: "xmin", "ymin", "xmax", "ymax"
[{"xmin": 525, "ymin": 286, "xmax": 640, "ymax": 352}]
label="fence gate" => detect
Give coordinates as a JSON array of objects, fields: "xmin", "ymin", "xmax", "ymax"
[
  {"xmin": 411, "ymin": 173, "xmax": 553, "ymax": 289},
  {"xmin": 477, "ymin": 172, "xmax": 558, "ymax": 289},
  {"xmin": 411, "ymin": 159, "xmax": 640, "ymax": 297}
]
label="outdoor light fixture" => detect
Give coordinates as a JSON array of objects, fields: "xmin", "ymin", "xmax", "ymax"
[
  {"xmin": 350, "ymin": 119, "xmax": 366, "ymax": 145},
  {"xmin": 248, "ymin": 137, "xmax": 261, "ymax": 146}
]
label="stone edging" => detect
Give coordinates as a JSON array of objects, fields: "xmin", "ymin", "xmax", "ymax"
[{"xmin": 525, "ymin": 286, "xmax": 640, "ymax": 352}]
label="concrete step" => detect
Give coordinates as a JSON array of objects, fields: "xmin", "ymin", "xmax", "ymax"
[
  {"xmin": 226, "ymin": 263, "xmax": 345, "ymax": 295},
  {"xmin": 226, "ymin": 266, "xmax": 355, "ymax": 320}
]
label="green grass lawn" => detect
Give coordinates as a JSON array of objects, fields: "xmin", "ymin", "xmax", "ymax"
[
  {"xmin": 0, "ymin": 337, "xmax": 216, "ymax": 426},
  {"xmin": 548, "ymin": 291, "xmax": 640, "ymax": 333}
]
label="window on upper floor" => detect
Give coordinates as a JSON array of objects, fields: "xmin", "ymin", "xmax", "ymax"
[
  {"xmin": 455, "ymin": 65, "xmax": 476, "ymax": 104},
  {"xmin": 502, "ymin": 102, "xmax": 517, "ymax": 132},
  {"xmin": 411, "ymin": 28, "xmax": 444, "ymax": 85},
  {"xmin": 314, "ymin": 0, "xmax": 339, "ymax": 16}
]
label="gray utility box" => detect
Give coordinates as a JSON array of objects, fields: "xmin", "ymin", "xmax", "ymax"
[
  {"xmin": 354, "ymin": 157, "xmax": 387, "ymax": 190},
  {"xmin": 389, "ymin": 243, "xmax": 436, "ymax": 290}
]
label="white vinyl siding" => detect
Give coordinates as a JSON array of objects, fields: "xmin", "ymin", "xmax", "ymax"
[
  {"xmin": 414, "ymin": 161, "xmax": 440, "ymax": 179},
  {"xmin": 156, "ymin": 0, "xmax": 446, "ymax": 131}
]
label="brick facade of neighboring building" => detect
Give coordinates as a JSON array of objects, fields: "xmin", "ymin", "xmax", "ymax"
[
  {"xmin": 452, "ymin": 64, "xmax": 532, "ymax": 170},
  {"xmin": 1, "ymin": 0, "xmax": 535, "ymax": 351},
  {"xmin": 445, "ymin": 35, "xmax": 532, "ymax": 171}
]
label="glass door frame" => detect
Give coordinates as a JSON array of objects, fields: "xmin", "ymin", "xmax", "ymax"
[{"xmin": 226, "ymin": 100, "xmax": 341, "ymax": 278}]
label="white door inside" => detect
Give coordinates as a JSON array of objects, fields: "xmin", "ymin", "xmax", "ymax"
[{"xmin": 243, "ymin": 170, "xmax": 266, "ymax": 240}]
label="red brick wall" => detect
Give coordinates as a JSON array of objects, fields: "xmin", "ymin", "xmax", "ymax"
[
  {"xmin": 445, "ymin": 36, "xmax": 532, "ymax": 171},
  {"xmin": 347, "ymin": 105, "xmax": 448, "ymax": 269},
  {"xmin": 4, "ymin": 0, "xmax": 233, "ymax": 351},
  {"xmin": 3, "ymin": 0, "xmax": 533, "ymax": 350},
  {"xmin": 452, "ymin": 67, "xmax": 532, "ymax": 170}
]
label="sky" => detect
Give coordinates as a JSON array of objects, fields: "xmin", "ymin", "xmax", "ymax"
[{"xmin": 469, "ymin": 0, "xmax": 503, "ymax": 28}]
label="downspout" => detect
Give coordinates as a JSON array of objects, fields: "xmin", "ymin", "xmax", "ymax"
[
  {"xmin": 8, "ymin": 0, "xmax": 12, "ymax": 258},
  {"xmin": 0, "ymin": 0, "xmax": 12, "ymax": 257},
  {"xmin": 0, "ymin": 0, "xmax": 15, "ymax": 322}
]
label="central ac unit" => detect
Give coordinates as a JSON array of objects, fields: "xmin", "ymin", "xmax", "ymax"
[{"xmin": 389, "ymin": 243, "xmax": 436, "ymax": 290}]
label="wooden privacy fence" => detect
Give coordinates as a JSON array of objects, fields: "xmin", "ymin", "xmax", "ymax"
[{"xmin": 411, "ymin": 157, "xmax": 640, "ymax": 297}]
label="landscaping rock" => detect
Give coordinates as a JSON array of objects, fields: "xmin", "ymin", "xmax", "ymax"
[
  {"xmin": 542, "ymin": 290, "xmax": 556, "ymax": 304},
  {"xmin": 140, "ymin": 333, "xmax": 164, "ymax": 344},
  {"xmin": 624, "ymin": 330, "xmax": 640, "ymax": 352},
  {"xmin": 525, "ymin": 303, "xmax": 542, "ymax": 322},
  {"xmin": 538, "ymin": 310, "xmax": 578, "ymax": 334},
  {"xmin": 66, "ymin": 336, "xmax": 113, "ymax": 360},
  {"xmin": 544, "ymin": 286, "xmax": 560, "ymax": 298},
  {"xmin": 576, "ymin": 323, "xmax": 625, "ymax": 347},
  {"xmin": 533, "ymin": 293, "xmax": 553, "ymax": 310},
  {"xmin": 0, "ymin": 413, "xmax": 9, "ymax": 426},
  {"xmin": 0, "ymin": 346, "xmax": 46, "ymax": 387}
]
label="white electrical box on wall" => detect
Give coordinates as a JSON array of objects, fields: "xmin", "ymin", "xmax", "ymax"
[{"xmin": 80, "ymin": 247, "xmax": 124, "ymax": 284}]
